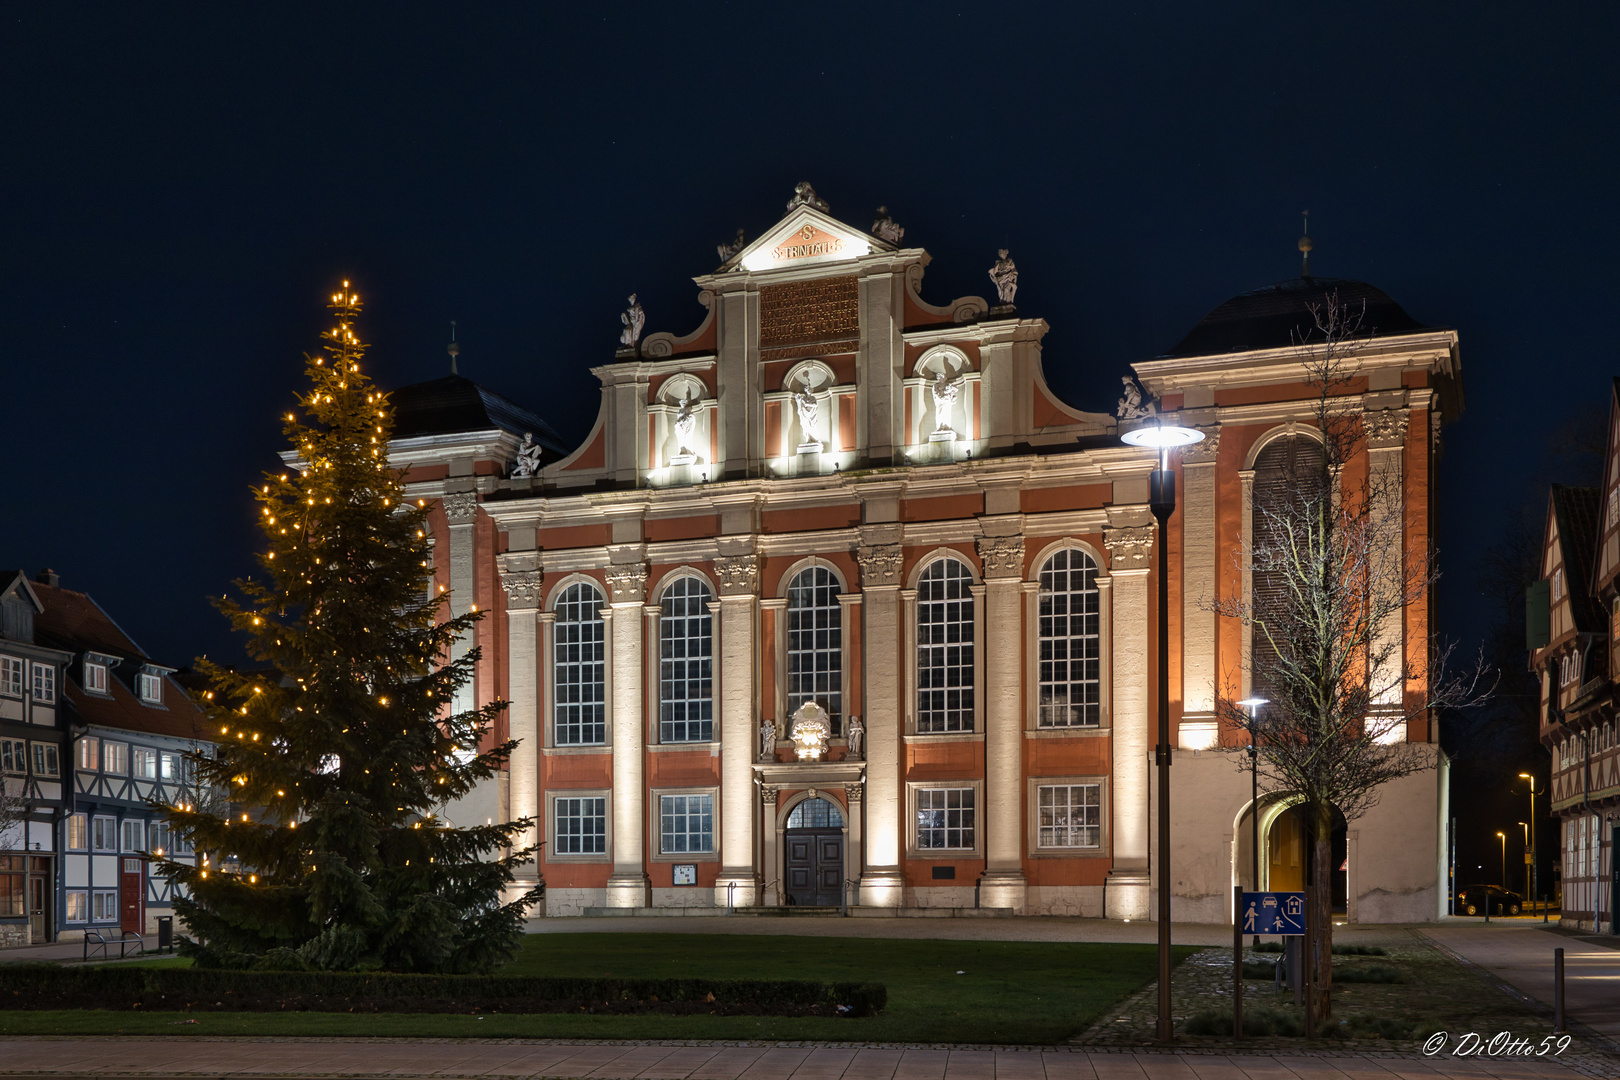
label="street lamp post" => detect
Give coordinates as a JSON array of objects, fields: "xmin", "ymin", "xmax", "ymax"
[
  {"xmin": 1237, "ymin": 697, "xmax": 1269, "ymax": 947},
  {"xmin": 1518, "ymin": 773, "xmax": 1543, "ymax": 920},
  {"xmin": 1497, "ymin": 831, "xmax": 1507, "ymax": 890},
  {"xmin": 1122, "ymin": 419, "xmax": 1204, "ymax": 1043}
]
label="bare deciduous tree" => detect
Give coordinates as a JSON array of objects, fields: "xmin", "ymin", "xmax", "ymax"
[{"xmin": 1214, "ymin": 292, "xmax": 1490, "ymax": 1022}]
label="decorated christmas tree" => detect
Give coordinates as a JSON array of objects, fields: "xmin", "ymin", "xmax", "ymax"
[{"xmin": 158, "ymin": 285, "xmax": 539, "ymax": 973}]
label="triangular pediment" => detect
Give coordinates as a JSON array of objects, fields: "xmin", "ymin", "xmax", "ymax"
[{"xmin": 725, "ymin": 203, "xmax": 892, "ymax": 274}]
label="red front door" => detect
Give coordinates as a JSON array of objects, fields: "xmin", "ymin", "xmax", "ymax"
[{"xmin": 120, "ymin": 858, "xmax": 144, "ymax": 935}]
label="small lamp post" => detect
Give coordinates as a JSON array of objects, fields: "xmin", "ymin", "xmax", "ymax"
[
  {"xmin": 1497, "ymin": 831, "xmax": 1507, "ymax": 890},
  {"xmin": 1237, "ymin": 696, "xmax": 1269, "ymax": 945},
  {"xmin": 1122, "ymin": 418, "xmax": 1204, "ymax": 1042},
  {"xmin": 1518, "ymin": 773, "xmax": 1544, "ymax": 919}
]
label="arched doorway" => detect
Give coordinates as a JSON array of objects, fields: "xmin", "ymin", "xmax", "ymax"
[
  {"xmin": 1266, "ymin": 803, "xmax": 1349, "ymax": 913},
  {"xmin": 784, "ymin": 796, "xmax": 844, "ymax": 906}
]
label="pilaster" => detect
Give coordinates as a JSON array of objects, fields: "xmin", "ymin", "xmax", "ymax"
[
  {"xmin": 1104, "ymin": 524, "xmax": 1154, "ymax": 920},
  {"xmin": 856, "ymin": 540, "xmax": 904, "ymax": 906},
  {"xmin": 977, "ymin": 534, "xmax": 1027, "ymax": 912},
  {"xmin": 715, "ymin": 553, "xmax": 760, "ymax": 907},
  {"xmin": 1180, "ymin": 429, "xmax": 1219, "ymax": 748},
  {"xmin": 498, "ymin": 558, "xmax": 542, "ymax": 894},
  {"xmin": 603, "ymin": 560, "xmax": 650, "ymax": 907}
]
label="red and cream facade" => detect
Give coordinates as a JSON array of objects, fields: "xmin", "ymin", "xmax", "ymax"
[{"xmin": 393, "ymin": 190, "xmax": 1461, "ymax": 921}]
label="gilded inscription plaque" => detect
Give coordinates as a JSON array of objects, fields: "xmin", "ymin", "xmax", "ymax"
[{"xmin": 759, "ymin": 275, "xmax": 859, "ymax": 349}]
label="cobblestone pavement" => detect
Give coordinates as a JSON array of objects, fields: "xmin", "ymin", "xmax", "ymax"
[{"xmin": 0, "ymin": 1036, "xmax": 1599, "ymax": 1080}]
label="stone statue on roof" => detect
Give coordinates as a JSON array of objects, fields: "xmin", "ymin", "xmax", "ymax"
[
  {"xmin": 787, "ymin": 181, "xmax": 830, "ymax": 213},
  {"xmin": 871, "ymin": 206, "xmax": 904, "ymax": 245},
  {"xmin": 793, "ymin": 372, "xmax": 820, "ymax": 444},
  {"xmin": 619, "ymin": 294, "xmax": 645, "ymax": 349},
  {"xmin": 717, "ymin": 228, "xmax": 746, "ymax": 264},
  {"xmin": 511, "ymin": 432, "xmax": 543, "ymax": 478},
  {"xmin": 989, "ymin": 249, "xmax": 1018, "ymax": 305},
  {"xmin": 1116, "ymin": 376, "xmax": 1158, "ymax": 421}
]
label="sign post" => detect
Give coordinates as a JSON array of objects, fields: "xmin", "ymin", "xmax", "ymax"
[
  {"xmin": 1232, "ymin": 886, "xmax": 1244, "ymax": 1039},
  {"xmin": 1241, "ymin": 889, "xmax": 1308, "ymax": 1033}
]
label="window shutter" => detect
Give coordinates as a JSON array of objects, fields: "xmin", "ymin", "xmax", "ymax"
[{"xmin": 1525, "ymin": 579, "xmax": 1551, "ymax": 650}]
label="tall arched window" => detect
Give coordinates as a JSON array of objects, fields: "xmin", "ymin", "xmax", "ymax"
[
  {"xmin": 917, "ymin": 558, "xmax": 975, "ymax": 733},
  {"xmin": 1250, "ymin": 435, "xmax": 1327, "ymax": 698},
  {"xmin": 659, "ymin": 576, "xmax": 713, "ymax": 743},
  {"xmin": 1037, "ymin": 549, "xmax": 1101, "ymax": 727},
  {"xmin": 553, "ymin": 582, "xmax": 606, "ymax": 746},
  {"xmin": 786, "ymin": 566, "xmax": 842, "ymax": 732}
]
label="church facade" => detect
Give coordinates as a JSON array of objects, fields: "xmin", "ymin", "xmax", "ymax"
[{"xmin": 391, "ymin": 185, "xmax": 1461, "ymax": 921}]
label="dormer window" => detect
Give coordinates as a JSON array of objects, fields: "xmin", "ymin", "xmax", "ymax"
[
  {"xmin": 137, "ymin": 672, "xmax": 163, "ymax": 704},
  {"xmin": 84, "ymin": 660, "xmax": 108, "ymax": 694}
]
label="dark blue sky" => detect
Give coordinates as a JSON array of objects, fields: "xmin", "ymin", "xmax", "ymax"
[{"xmin": 3, "ymin": 2, "xmax": 1613, "ymax": 677}]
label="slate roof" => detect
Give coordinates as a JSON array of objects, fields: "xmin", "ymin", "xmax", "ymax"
[
  {"xmin": 1165, "ymin": 276, "xmax": 1431, "ymax": 358},
  {"xmin": 1551, "ymin": 484, "xmax": 1604, "ymax": 634},
  {"xmin": 390, "ymin": 374, "xmax": 567, "ymax": 456},
  {"xmin": 30, "ymin": 580, "xmax": 211, "ymax": 741}
]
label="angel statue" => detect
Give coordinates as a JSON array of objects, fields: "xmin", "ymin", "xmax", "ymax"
[
  {"xmin": 931, "ymin": 368, "xmax": 962, "ymax": 434},
  {"xmin": 717, "ymin": 228, "xmax": 746, "ymax": 264},
  {"xmin": 511, "ymin": 432, "xmax": 543, "ymax": 478},
  {"xmin": 988, "ymin": 248, "xmax": 1018, "ymax": 305},
  {"xmin": 673, "ymin": 391, "xmax": 698, "ymax": 456},
  {"xmin": 793, "ymin": 372, "xmax": 820, "ymax": 444},
  {"xmin": 619, "ymin": 294, "xmax": 645, "ymax": 349},
  {"xmin": 845, "ymin": 715, "xmax": 865, "ymax": 760},
  {"xmin": 758, "ymin": 717, "xmax": 778, "ymax": 762},
  {"xmin": 871, "ymin": 206, "xmax": 904, "ymax": 245},
  {"xmin": 1116, "ymin": 376, "xmax": 1157, "ymax": 421}
]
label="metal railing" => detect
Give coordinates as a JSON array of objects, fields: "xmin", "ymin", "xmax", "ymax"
[{"xmin": 83, "ymin": 929, "xmax": 145, "ymax": 962}]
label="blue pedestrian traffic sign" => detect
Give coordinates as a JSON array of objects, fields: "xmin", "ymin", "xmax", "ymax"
[{"xmin": 1242, "ymin": 891, "xmax": 1306, "ymax": 935}]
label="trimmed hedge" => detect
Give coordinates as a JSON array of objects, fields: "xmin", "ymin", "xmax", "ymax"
[{"xmin": 0, "ymin": 964, "xmax": 885, "ymax": 1017}]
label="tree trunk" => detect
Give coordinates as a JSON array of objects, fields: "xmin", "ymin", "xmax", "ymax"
[{"xmin": 1312, "ymin": 799, "xmax": 1334, "ymax": 1021}]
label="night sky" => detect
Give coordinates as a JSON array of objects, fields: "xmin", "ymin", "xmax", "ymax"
[{"xmin": 4, "ymin": 5, "xmax": 1612, "ymax": 883}]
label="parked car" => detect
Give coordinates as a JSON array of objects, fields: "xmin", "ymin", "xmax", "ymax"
[{"xmin": 1459, "ymin": 885, "xmax": 1523, "ymax": 916}]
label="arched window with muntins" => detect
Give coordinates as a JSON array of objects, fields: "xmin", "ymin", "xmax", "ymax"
[
  {"xmin": 916, "ymin": 558, "xmax": 975, "ymax": 733},
  {"xmin": 786, "ymin": 566, "xmax": 842, "ymax": 733},
  {"xmin": 659, "ymin": 576, "xmax": 713, "ymax": 742},
  {"xmin": 1037, "ymin": 549, "xmax": 1101, "ymax": 727},
  {"xmin": 1250, "ymin": 435, "xmax": 1327, "ymax": 699},
  {"xmin": 786, "ymin": 797, "xmax": 845, "ymax": 829},
  {"xmin": 553, "ymin": 582, "xmax": 606, "ymax": 745}
]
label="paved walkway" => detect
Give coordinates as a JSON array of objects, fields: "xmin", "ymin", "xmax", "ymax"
[
  {"xmin": 1422, "ymin": 925, "xmax": 1620, "ymax": 1039},
  {"xmin": 0, "ymin": 1039, "xmax": 1599, "ymax": 1080}
]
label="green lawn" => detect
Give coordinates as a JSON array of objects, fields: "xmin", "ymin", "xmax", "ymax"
[{"xmin": 2, "ymin": 933, "xmax": 1195, "ymax": 1044}]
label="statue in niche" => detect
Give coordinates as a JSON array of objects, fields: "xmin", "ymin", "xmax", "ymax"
[
  {"xmin": 931, "ymin": 367, "xmax": 963, "ymax": 434},
  {"xmin": 871, "ymin": 206, "xmax": 904, "ymax": 245},
  {"xmin": 793, "ymin": 372, "xmax": 821, "ymax": 445},
  {"xmin": 1116, "ymin": 376, "xmax": 1158, "ymax": 421},
  {"xmin": 619, "ymin": 294, "xmax": 645, "ymax": 349},
  {"xmin": 717, "ymin": 228, "xmax": 746, "ymax": 263},
  {"xmin": 758, "ymin": 717, "xmax": 778, "ymax": 762},
  {"xmin": 673, "ymin": 390, "xmax": 698, "ymax": 456},
  {"xmin": 988, "ymin": 248, "xmax": 1018, "ymax": 305},
  {"xmin": 845, "ymin": 715, "xmax": 864, "ymax": 760},
  {"xmin": 511, "ymin": 432, "xmax": 543, "ymax": 478}
]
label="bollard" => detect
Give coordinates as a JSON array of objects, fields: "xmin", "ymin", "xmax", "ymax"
[
  {"xmin": 1554, "ymin": 947, "xmax": 1565, "ymax": 1034},
  {"xmin": 1233, "ymin": 886, "xmax": 1244, "ymax": 1039}
]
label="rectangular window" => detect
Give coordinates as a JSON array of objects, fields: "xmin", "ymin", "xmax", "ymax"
[
  {"xmin": 659, "ymin": 793, "xmax": 714, "ymax": 854},
  {"xmin": 159, "ymin": 753, "xmax": 179, "ymax": 781},
  {"xmin": 1037, "ymin": 550, "xmax": 1101, "ymax": 727},
  {"xmin": 554, "ymin": 796, "xmax": 607, "ymax": 855},
  {"xmin": 30, "ymin": 742, "xmax": 59, "ymax": 777},
  {"xmin": 121, "ymin": 819, "xmax": 144, "ymax": 853},
  {"xmin": 1037, "ymin": 784, "xmax": 1102, "ymax": 849},
  {"xmin": 92, "ymin": 816, "xmax": 117, "ymax": 852},
  {"xmin": 659, "ymin": 579, "xmax": 714, "ymax": 743},
  {"xmin": 916, "ymin": 560, "xmax": 975, "ymax": 733},
  {"xmin": 31, "ymin": 663, "xmax": 55, "ymax": 703},
  {"xmin": 0, "ymin": 656, "xmax": 23, "ymax": 697},
  {"xmin": 137, "ymin": 672, "xmax": 163, "ymax": 704},
  {"xmin": 0, "ymin": 857, "xmax": 24, "ymax": 916},
  {"xmin": 916, "ymin": 787, "xmax": 976, "ymax": 850},
  {"xmin": 84, "ymin": 661, "xmax": 108, "ymax": 693},
  {"xmin": 0, "ymin": 739, "xmax": 24, "ymax": 776},
  {"xmin": 553, "ymin": 583, "xmax": 607, "ymax": 745},
  {"xmin": 785, "ymin": 567, "xmax": 843, "ymax": 731},
  {"xmin": 66, "ymin": 814, "xmax": 88, "ymax": 851},
  {"xmin": 132, "ymin": 747, "xmax": 157, "ymax": 780},
  {"xmin": 92, "ymin": 890, "xmax": 118, "ymax": 922},
  {"xmin": 65, "ymin": 890, "xmax": 88, "ymax": 922},
  {"xmin": 76, "ymin": 737, "xmax": 100, "ymax": 772},
  {"xmin": 103, "ymin": 741, "xmax": 128, "ymax": 774},
  {"xmin": 1552, "ymin": 567, "xmax": 1566, "ymax": 601}
]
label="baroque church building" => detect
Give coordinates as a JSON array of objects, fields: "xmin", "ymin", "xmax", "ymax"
[{"xmin": 388, "ymin": 185, "xmax": 1461, "ymax": 921}]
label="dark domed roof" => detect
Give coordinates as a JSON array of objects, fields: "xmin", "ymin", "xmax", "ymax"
[
  {"xmin": 390, "ymin": 374, "xmax": 567, "ymax": 456},
  {"xmin": 1165, "ymin": 276, "xmax": 1430, "ymax": 358}
]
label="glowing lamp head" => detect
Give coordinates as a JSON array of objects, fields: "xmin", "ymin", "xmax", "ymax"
[
  {"xmin": 1237, "ymin": 697, "xmax": 1270, "ymax": 710},
  {"xmin": 1120, "ymin": 424, "xmax": 1204, "ymax": 449}
]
